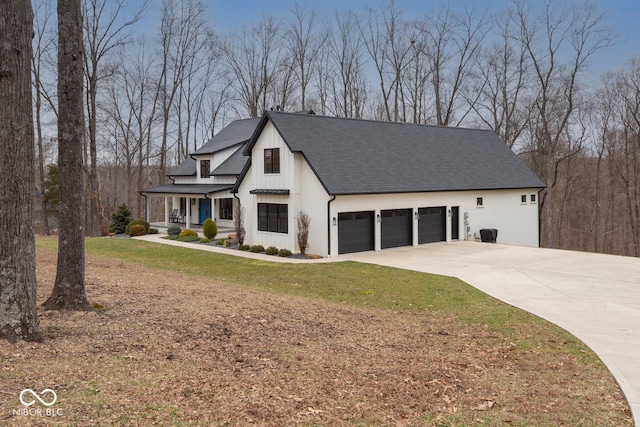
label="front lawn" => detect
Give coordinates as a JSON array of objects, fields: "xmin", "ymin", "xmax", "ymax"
[{"xmin": 4, "ymin": 236, "xmax": 628, "ymax": 426}]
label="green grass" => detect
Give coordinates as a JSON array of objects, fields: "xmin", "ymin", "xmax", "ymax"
[{"xmin": 36, "ymin": 237, "xmax": 586, "ymax": 353}]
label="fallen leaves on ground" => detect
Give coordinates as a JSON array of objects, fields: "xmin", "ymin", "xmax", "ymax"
[{"xmin": 0, "ymin": 248, "xmax": 632, "ymax": 426}]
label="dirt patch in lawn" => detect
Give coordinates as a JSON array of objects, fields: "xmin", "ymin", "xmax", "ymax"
[{"xmin": 0, "ymin": 248, "xmax": 632, "ymax": 426}]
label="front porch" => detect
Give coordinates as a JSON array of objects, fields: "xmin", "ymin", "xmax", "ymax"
[{"xmin": 140, "ymin": 184, "xmax": 237, "ymax": 232}]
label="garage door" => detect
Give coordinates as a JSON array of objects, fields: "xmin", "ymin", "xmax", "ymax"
[
  {"xmin": 381, "ymin": 209, "xmax": 412, "ymax": 249},
  {"xmin": 418, "ymin": 206, "xmax": 446, "ymax": 244},
  {"xmin": 338, "ymin": 211, "xmax": 374, "ymax": 254}
]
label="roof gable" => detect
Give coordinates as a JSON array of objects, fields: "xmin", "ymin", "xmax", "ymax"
[
  {"xmin": 167, "ymin": 156, "xmax": 196, "ymax": 177},
  {"xmin": 249, "ymin": 111, "xmax": 544, "ymax": 195},
  {"xmin": 194, "ymin": 117, "xmax": 261, "ymax": 156}
]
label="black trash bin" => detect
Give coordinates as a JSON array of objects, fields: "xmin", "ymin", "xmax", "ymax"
[{"xmin": 480, "ymin": 228, "xmax": 498, "ymax": 243}]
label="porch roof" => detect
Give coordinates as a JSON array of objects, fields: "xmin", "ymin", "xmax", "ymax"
[{"xmin": 140, "ymin": 183, "xmax": 233, "ymax": 196}]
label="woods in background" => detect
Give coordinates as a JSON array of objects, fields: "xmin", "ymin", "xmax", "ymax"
[{"xmin": 31, "ymin": 0, "xmax": 640, "ymax": 257}]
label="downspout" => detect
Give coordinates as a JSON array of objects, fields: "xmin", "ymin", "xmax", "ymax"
[
  {"xmin": 204, "ymin": 194, "xmax": 211, "ymax": 222},
  {"xmin": 537, "ymin": 188, "xmax": 544, "ymax": 248},
  {"xmin": 327, "ymin": 195, "xmax": 336, "ymax": 257}
]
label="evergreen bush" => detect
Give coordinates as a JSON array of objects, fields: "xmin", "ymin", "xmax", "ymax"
[
  {"xmin": 167, "ymin": 226, "xmax": 181, "ymax": 236},
  {"xmin": 129, "ymin": 224, "xmax": 147, "ymax": 237},
  {"xmin": 109, "ymin": 204, "xmax": 131, "ymax": 234},
  {"xmin": 265, "ymin": 246, "xmax": 279, "ymax": 255},
  {"xmin": 249, "ymin": 245, "xmax": 265, "ymax": 253},
  {"xmin": 202, "ymin": 218, "xmax": 217, "ymax": 239},
  {"xmin": 125, "ymin": 219, "xmax": 150, "ymax": 236},
  {"xmin": 278, "ymin": 249, "xmax": 293, "ymax": 257},
  {"xmin": 179, "ymin": 229, "xmax": 198, "ymax": 238}
]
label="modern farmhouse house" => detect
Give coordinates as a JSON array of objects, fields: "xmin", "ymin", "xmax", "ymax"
[{"xmin": 141, "ymin": 111, "xmax": 544, "ymax": 257}]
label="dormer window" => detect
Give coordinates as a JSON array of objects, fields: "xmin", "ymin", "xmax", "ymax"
[
  {"xmin": 264, "ymin": 148, "xmax": 280, "ymax": 174},
  {"xmin": 200, "ymin": 160, "xmax": 210, "ymax": 178}
]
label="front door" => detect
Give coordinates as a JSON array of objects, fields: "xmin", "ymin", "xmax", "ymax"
[{"xmin": 198, "ymin": 199, "xmax": 211, "ymax": 224}]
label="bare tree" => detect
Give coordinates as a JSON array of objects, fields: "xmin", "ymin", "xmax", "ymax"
[
  {"xmin": 327, "ymin": 11, "xmax": 369, "ymax": 118},
  {"xmin": 473, "ymin": 11, "xmax": 532, "ymax": 148},
  {"xmin": 223, "ymin": 16, "xmax": 283, "ymax": 117},
  {"xmin": 83, "ymin": 0, "xmax": 147, "ymax": 236},
  {"xmin": 234, "ymin": 203, "xmax": 246, "ymax": 246},
  {"xmin": 157, "ymin": 0, "xmax": 214, "ymax": 175},
  {"xmin": 417, "ymin": 2, "xmax": 489, "ymax": 126},
  {"xmin": 32, "ymin": 0, "xmax": 58, "ymax": 234},
  {"xmin": 287, "ymin": 4, "xmax": 325, "ymax": 111},
  {"xmin": 44, "ymin": 0, "xmax": 92, "ymax": 311},
  {"xmin": 296, "ymin": 211, "xmax": 311, "ymax": 257},
  {"xmin": 0, "ymin": 0, "xmax": 43, "ymax": 342},
  {"xmin": 510, "ymin": 0, "xmax": 617, "ymax": 248},
  {"xmin": 360, "ymin": 1, "xmax": 416, "ymax": 122}
]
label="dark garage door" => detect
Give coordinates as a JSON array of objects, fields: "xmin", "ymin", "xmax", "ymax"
[
  {"xmin": 418, "ymin": 206, "xmax": 446, "ymax": 244},
  {"xmin": 381, "ymin": 209, "xmax": 412, "ymax": 249},
  {"xmin": 338, "ymin": 211, "xmax": 374, "ymax": 254}
]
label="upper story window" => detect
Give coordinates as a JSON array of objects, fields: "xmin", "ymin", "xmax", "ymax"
[
  {"xmin": 476, "ymin": 197, "xmax": 484, "ymax": 207},
  {"xmin": 521, "ymin": 194, "xmax": 527, "ymax": 203},
  {"xmin": 264, "ymin": 148, "xmax": 280, "ymax": 174},
  {"xmin": 530, "ymin": 194, "xmax": 537, "ymax": 203},
  {"xmin": 200, "ymin": 160, "xmax": 210, "ymax": 178}
]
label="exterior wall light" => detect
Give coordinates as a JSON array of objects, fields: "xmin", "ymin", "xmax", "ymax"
[
  {"xmin": 376, "ymin": 214, "xmax": 381, "ymax": 222},
  {"xmin": 332, "ymin": 217, "xmax": 337, "ymax": 226}
]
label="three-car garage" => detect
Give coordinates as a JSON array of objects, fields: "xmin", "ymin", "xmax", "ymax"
[{"xmin": 337, "ymin": 206, "xmax": 452, "ymax": 254}]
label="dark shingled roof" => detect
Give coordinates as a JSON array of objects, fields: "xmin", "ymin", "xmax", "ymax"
[
  {"xmin": 193, "ymin": 117, "xmax": 261, "ymax": 155},
  {"xmin": 211, "ymin": 144, "xmax": 248, "ymax": 176},
  {"xmin": 167, "ymin": 156, "xmax": 196, "ymax": 177},
  {"xmin": 139, "ymin": 183, "xmax": 233, "ymax": 195},
  {"xmin": 243, "ymin": 111, "xmax": 544, "ymax": 195}
]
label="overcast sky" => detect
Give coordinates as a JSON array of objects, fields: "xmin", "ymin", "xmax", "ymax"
[{"xmin": 201, "ymin": 0, "xmax": 640, "ymax": 71}]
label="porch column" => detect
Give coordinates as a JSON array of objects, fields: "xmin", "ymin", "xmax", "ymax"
[
  {"xmin": 186, "ymin": 197, "xmax": 191, "ymax": 229},
  {"xmin": 211, "ymin": 197, "xmax": 215, "ymax": 221},
  {"xmin": 164, "ymin": 197, "xmax": 169, "ymax": 226},
  {"xmin": 145, "ymin": 195, "xmax": 151, "ymax": 223}
]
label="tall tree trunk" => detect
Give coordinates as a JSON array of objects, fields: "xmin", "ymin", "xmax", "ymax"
[
  {"xmin": 0, "ymin": 0, "xmax": 43, "ymax": 342},
  {"xmin": 44, "ymin": 0, "xmax": 92, "ymax": 311}
]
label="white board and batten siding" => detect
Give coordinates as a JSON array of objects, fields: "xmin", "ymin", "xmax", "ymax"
[{"xmin": 239, "ymin": 122, "xmax": 541, "ymax": 257}]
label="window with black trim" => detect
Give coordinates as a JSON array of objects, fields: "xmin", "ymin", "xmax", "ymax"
[
  {"xmin": 476, "ymin": 197, "xmax": 483, "ymax": 207},
  {"xmin": 531, "ymin": 194, "xmax": 537, "ymax": 203},
  {"xmin": 521, "ymin": 195, "xmax": 527, "ymax": 203},
  {"xmin": 264, "ymin": 148, "xmax": 280, "ymax": 174},
  {"xmin": 219, "ymin": 198, "xmax": 233, "ymax": 220},
  {"xmin": 258, "ymin": 203, "xmax": 288, "ymax": 233},
  {"xmin": 200, "ymin": 160, "xmax": 210, "ymax": 178}
]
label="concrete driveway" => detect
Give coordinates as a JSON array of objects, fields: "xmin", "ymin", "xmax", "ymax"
[{"xmin": 343, "ymin": 242, "xmax": 640, "ymax": 425}]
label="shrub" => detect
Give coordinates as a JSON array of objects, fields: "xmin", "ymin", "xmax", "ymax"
[
  {"xmin": 179, "ymin": 229, "xmax": 198, "ymax": 238},
  {"xmin": 148, "ymin": 228, "xmax": 159, "ymax": 234},
  {"xmin": 278, "ymin": 249, "xmax": 292, "ymax": 257},
  {"xmin": 250, "ymin": 245, "xmax": 265, "ymax": 253},
  {"xmin": 163, "ymin": 235, "xmax": 179, "ymax": 240},
  {"xmin": 125, "ymin": 219, "xmax": 150, "ymax": 236},
  {"xmin": 167, "ymin": 226, "xmax": 181, "ymax": 236},
  {"xmin": 128, "ymin": 224, "xmax": 147, "ymax": 237},
  {"xmin": 215, "ymin": 238, "xmax": 226, "ymax": 245},
  {"xmin": 238, "ymin": 244, "xmax": 251, "ymax": 251},
  {"xmin": 265, "ymin": 246, "xmax": 279, "ymax": 255},
  {"xmin": 177, "ymin": 235, "xmax": 201, "ymax": 242},
  {"xmin": 109, "ymin": 204, "xmax": 131, "ymax": 234},
  {"xmin": 202, "ymin": 218, "xmax": 217, "ymax": 239},
  {"xmin": 199, "ymin": 237, "xmax": 210, "ymax": 243}
]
